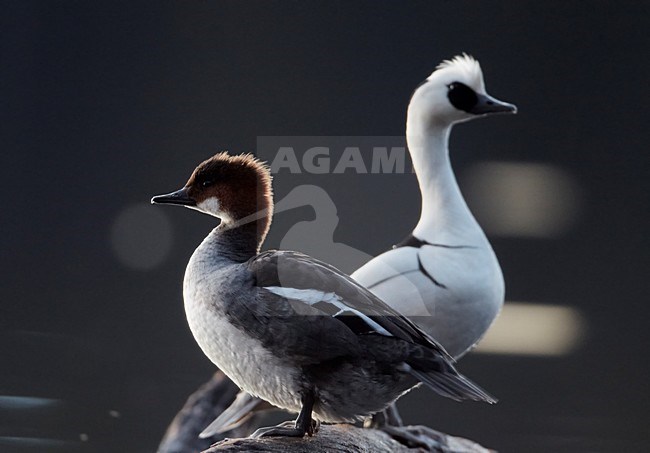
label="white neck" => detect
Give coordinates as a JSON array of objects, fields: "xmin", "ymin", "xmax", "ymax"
[{"xmin": 406, "ymin": 114, "xmax": 485, "ymax": 245}]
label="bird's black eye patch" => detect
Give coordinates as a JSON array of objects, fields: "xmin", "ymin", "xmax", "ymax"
[
  {"xmin": 447, "ymin": 82, "xmax": 478, "ymax": 113},
  {"xmin": 201, "ymin": 179, "xmax": 214, "ymax": 188}
]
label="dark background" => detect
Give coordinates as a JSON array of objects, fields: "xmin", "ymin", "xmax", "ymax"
[{"xmin": 2, "ymin": 1, "xmax": 649, "ymax": 452}]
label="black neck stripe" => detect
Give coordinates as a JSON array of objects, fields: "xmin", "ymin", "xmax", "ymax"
[{"xmin": 393, "ymin": 234, "xmax": 476, "ymax": 250}]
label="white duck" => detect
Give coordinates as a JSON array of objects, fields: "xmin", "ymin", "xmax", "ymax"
[{"xmin": 353, "ymin": 53, "xmax": 516, "ymax": 359}]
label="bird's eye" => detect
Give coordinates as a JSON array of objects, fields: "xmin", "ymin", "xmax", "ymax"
[{"xmin": 202, "ymin": 180, "xmax": 214, "ymax": 188}]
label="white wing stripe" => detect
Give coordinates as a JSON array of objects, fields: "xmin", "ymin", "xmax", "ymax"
[{"xmin": 264, "ymin": 286, "xmax": 392, "ymax": 336}]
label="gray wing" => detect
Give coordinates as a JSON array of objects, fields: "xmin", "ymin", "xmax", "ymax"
[{"xmin": 247, "ymin": 250, "xmax": 453, "ymax": 361}]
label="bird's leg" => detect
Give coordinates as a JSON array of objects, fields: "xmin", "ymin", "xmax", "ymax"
[
  {"xmin": 385, "ymin": 404, "xmax": 403, "ymax": 426},
  {"xmin": 379, "ymin": 424, "xmax": 450, "ymax": 452},
  {"xmin": 364, "ymin": 403, "xmax": 403, "ymax": 428},
  {"xmin": 364, "ymin": 408, "xmax": 387, "ymax": 429},
  {"xmin": 250, "ymin": 392, "xmax": 316, "ymax": 438},
  {"xmin": 365, "ymin": 404, "xmax": 449, "ymax": 451},
  {"xmin": 293, "ymin": 391, "xmax": 319, "ymax": 436}
]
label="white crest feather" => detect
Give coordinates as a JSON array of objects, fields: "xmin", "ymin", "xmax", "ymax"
[{"xmin": 434, "ymin": 53, "xmax": 484, "ymax": 91}]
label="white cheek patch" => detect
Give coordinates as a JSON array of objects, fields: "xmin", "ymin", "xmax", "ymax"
[
  {"xmin": 190, "ymin": 197, "xmax": 231, "ymax": 222},
  {"xmin": 195, "ymin": 197, "xmax": 223, "ymax": 217}
]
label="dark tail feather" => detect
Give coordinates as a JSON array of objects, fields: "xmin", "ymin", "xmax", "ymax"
[{"xmin": 407, "ymin": 366, "xmax": 497, "ymax": 404}]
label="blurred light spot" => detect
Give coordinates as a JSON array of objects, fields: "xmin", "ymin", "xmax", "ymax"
[
  {"xmin": 462, "ymin": 162, "xmax": 581, "ymax": 238},
  {"xmin": 79, "ymin": 433, "xmax": 89, "ymax": 442},
  {"xmin": 109, "ymin": 409, "xmax": 121, "ymax": 418},
  {"xmin": 0, "ymin": 396, "xmax": 62, "ymax": 410},
  {"xmin": 0, "ymin": 437, "xmax": 79, "ymax": 448},
  {"xmin": 475, "ymin": 302, "xmax": 586, "ymax": 356},
  {"xmin": 110, "ymin": 203, "xmax": 173, "ymax": 270}
]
